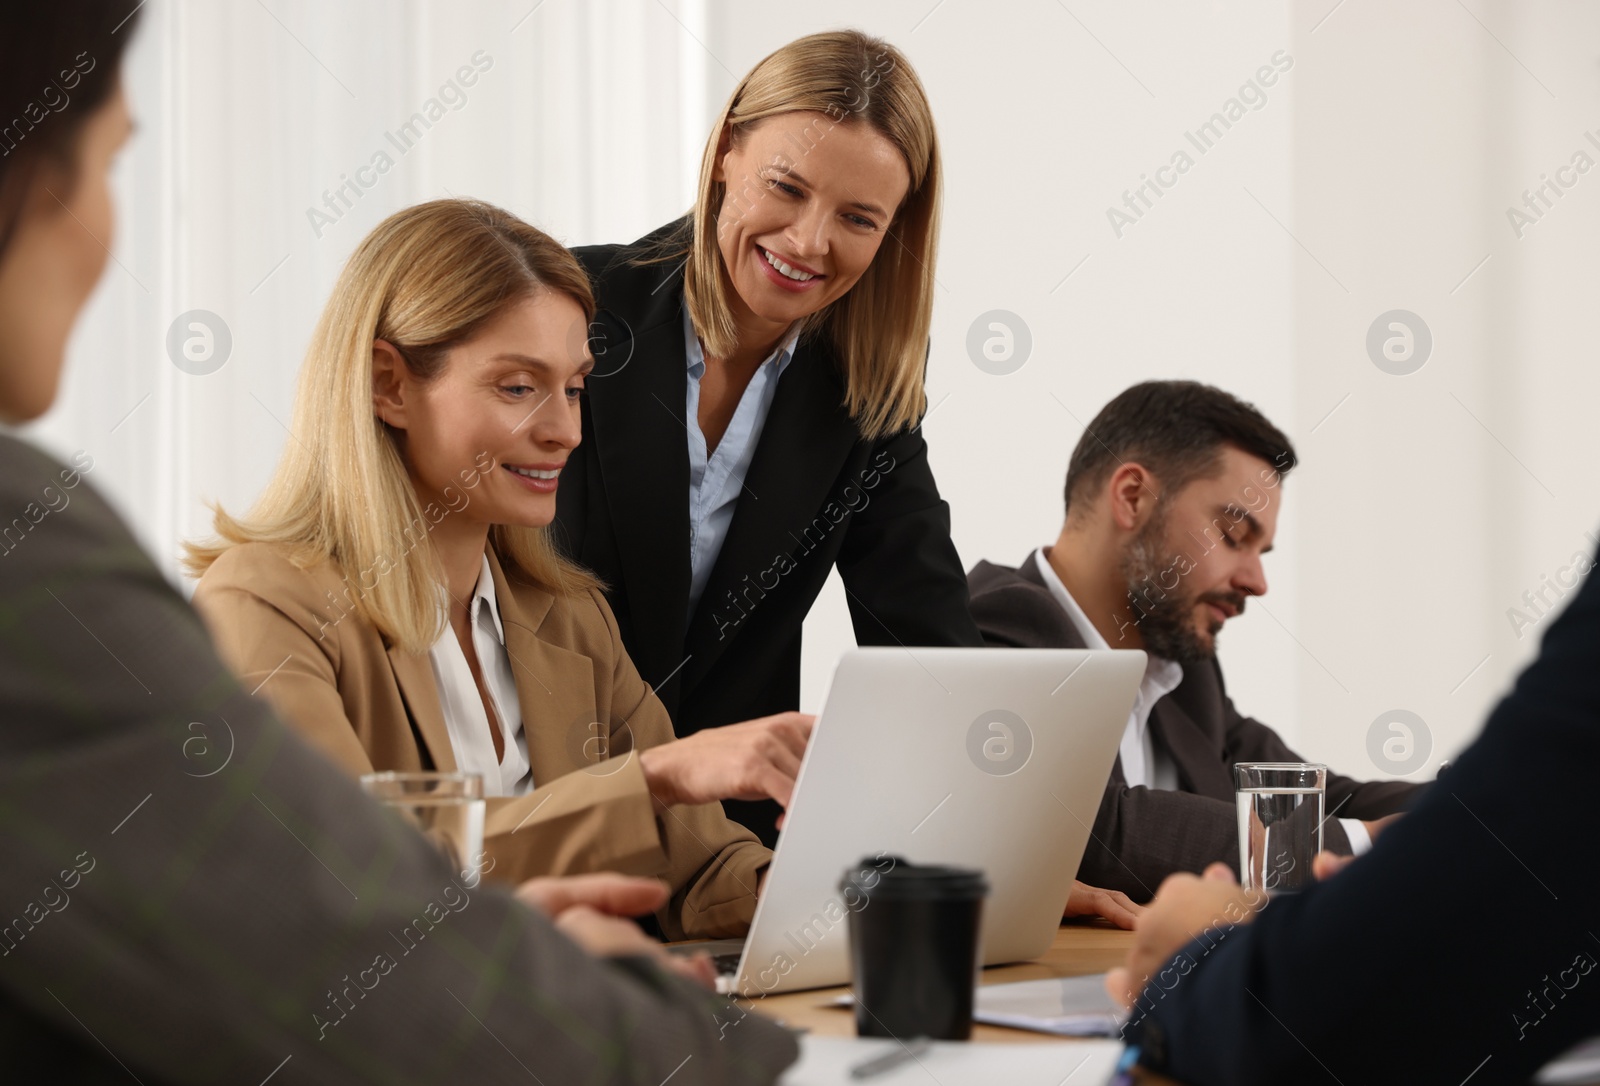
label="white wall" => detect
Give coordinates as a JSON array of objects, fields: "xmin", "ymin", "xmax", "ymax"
[
  {"xmin": 26, "ymin": 0, "xmax": 709, "ymax": 572},
  {"xmin": 19, "ymin": 0, "xmax": 1600, "ymax": 788},
  {"xmin": 1286, "ymin": 0, "xmax": 1600, "ymax": 781}
]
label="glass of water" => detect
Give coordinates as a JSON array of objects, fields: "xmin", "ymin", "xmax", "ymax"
[
  {"xmin": 360, "ymin": 771, "xmax": 485, "ymax": 878},
  {"xmin": 1234, "ymin": 762, "xmax": 1326, "ymax": 895}
]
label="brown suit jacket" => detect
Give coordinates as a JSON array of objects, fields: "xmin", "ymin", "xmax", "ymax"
[
  {"xmin": 968, "ymin": 555, "xmax": 1424, "ymax": 902},
  {"xmin": 192, "ymin": 540, "xmax": 768, "ymax": 940}
]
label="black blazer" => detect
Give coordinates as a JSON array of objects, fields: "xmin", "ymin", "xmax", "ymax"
[
  {"xmin": 968, "ymin": 555, "xmax": 1422, "ymax": 900},
  {"xmin": 558, "ymin": 220, "xmax": 983, "ymax": 846},
  {"xmin": 1124, "ymin": 538, "xmax": 1600, "ymax": 1085}
]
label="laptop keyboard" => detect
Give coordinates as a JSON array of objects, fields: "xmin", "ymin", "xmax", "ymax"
[{"xmin": 666, "ymin": 937, "xmax": 747, "ymax": 979}]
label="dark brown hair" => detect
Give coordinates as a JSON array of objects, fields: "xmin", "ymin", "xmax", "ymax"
[
  {"xmin": 1064, "ymin": 380, "xmax": 1298, "ymax": 517},
  {"xmin": 0, "ymin": 2, "xmax": 142, "ymax": 260}
]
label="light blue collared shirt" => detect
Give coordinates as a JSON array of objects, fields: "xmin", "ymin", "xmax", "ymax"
[{"xmin": 683, "ymin": 301, "xmax": 800, "ymax": 620}]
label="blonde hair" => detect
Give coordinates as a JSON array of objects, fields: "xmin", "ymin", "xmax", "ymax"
[
  {"xmin": 184, "ymin": 198, "xmax": 598, "ymax": 652},
  {"xmin": 671, "ymin": 29, "xmax": 941, "ymax": 440}
]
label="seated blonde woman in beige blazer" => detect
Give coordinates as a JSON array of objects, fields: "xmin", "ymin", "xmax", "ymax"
[{"xmin": 187, "ymin": 199, "xmax": 812, "ymax": 941}]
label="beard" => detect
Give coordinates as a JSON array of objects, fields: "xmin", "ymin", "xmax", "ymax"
[{"xmin": 1117, "ymin": 505, "xmax": 1245, "ymax": 667}]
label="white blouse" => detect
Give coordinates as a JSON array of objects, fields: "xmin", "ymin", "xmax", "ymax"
[
  {"xmin": 426, "ymin": 554, "xmax": 531, "ymax": 797},
  {"xmin": 1031, "ymin": 548, "xmax": 1184, "ymax": 792}
]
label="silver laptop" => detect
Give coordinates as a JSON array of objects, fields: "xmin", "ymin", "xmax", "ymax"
[{"xmin": 718, "ymin": 646, "xmax": 1144, "ymax": 997}]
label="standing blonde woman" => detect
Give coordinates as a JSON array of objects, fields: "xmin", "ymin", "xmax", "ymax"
[
  {"xmin": 0, "ymin": 5, "xmax": 798, "ymax": 1079},
  {"xmin": 558, "ymin": 30, "xmax": 984, "ymax": 848},
  {"xmin": 187, "ymin": 199, "xmax": 813, "ymax": 940}
]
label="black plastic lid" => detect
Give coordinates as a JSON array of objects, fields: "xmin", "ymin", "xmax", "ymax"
[{"xmin": 839, "ymin": 855, "xmax": 989, "ymax": 901}]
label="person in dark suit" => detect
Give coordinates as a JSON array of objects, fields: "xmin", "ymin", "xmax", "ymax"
[
  {"xmin": 0, "ymin": 7, "xmax": 796, "ymax": 1082},
  {"xmin": 1105, "ymin": 536, "xmax": 1600, "ymax": 1085},
  {"xmin": 968, "ymin": 381, "xmax": 1421, "ymax": 901},
  {"xmin": 555, "ymin": 30, "xmax": 983, "ymax": 849}
]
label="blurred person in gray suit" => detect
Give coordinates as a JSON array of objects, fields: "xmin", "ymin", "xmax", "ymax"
[
  {"xmin": 0, "ymin": 5, "xmax": 796, "ymax": 1083},
  {"xmin": 967, "ymin": 381, "xmax": 1422, "ymax": 902}
]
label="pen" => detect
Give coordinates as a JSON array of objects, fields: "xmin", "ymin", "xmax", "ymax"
[
  {"xmin": 1106, "ymin": 1044, "xmax": 1140, "ymax": 1086},
  {"xmin": 848, "ymin": 1036, "xmax": 931, "ymax": 1079}
]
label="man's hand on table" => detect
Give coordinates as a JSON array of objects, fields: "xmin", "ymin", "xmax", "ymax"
[
  {"xmin": 1063, "ymin": 880, "xmax": 1145, "ymax": 930},
  {"xmin": 1103, "ymin": 863, "xmax": 1261, "ymax": 1010},
  {"xmin": 516, "ymin": 873, "xmax": 716, "ymax": 989},
  {"xmin": 1313, "ymin": 851, "xmax": 1355, "ymax": 880},
  {"xmin": 1104, "ymin": 838, "xmax": 1380, "ymax": 1010},
  {"xmin": 1359, "ymin": 811, "xmax": 1402, "ymax": 848}
]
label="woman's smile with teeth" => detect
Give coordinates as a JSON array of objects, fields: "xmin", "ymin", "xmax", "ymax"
[
  {"xmin": 506, "ymin": 465, "xmax": 559, "ymax": 479},
  {"xmin": 761, "ymin": 247, "xmax": 817, "ymax": 281}
]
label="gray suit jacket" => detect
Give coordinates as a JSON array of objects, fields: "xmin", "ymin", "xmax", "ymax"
[
  {"xmin": 0, "ymin": 435, "xmax": 797, "ymax": 1085},
  {"xmin": 967, "ymin": 556, "xmax": 1422, "ymax": 902}
]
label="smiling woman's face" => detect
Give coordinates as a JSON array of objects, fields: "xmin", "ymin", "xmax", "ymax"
[
  {"xmin": 712, "ymin": 110, "xmax": 911, "ymax": 330},
  {"xmin": 371, "ymin": 290, "xmax": 592, "ymax": 531},
  {"xmin": 0, "ymin": 83, "xmax": 132, "ymax": 423}
]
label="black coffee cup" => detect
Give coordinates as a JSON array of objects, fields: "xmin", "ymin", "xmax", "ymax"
[{"xmin": 839, "ymin": 855, "xmax": 989, "ymax": 1040}]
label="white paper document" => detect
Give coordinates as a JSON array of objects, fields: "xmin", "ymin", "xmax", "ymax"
[
  {"xmin": 779, "ymin": 1036, "xmax": 1123, "ymax": 1085},
  {"xmin": 1538, "ymin": 1036, "xmax": 1600, "ymax": 1084},
  {"xmin": 971, "ymin": 974, "xmax": 1125, "ymax": 1038}
]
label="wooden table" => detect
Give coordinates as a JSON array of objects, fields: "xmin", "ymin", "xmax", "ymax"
[{"xmin": 737, "ymin": 921, "xmax": 1180, "ymax": 1081}]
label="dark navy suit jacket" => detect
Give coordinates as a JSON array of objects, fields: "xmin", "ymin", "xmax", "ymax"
[{"xmin": 1125, "ymin": 539, "xmax": 1600, "ymax": 1085}]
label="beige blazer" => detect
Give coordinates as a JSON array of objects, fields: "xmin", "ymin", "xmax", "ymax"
[{"xmin": 192, "ymin": 541, "xmax": 768, "ymax": 940}]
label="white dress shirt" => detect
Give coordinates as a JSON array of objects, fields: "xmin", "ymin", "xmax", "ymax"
[
  {"xmin": 682, "ymin": 301, "xmax": 801, "ymax": 620},
  {"xmin": 1032, "ymin": 548, "xmax": 1184, "ymax": 791},
  {"xmin": 426, "ymin": 554, "xmax": 531, "ymax": 798},
  {"xmin": 1030, "ymin": 548, "xmax": 1371, "ymax": 856}
]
